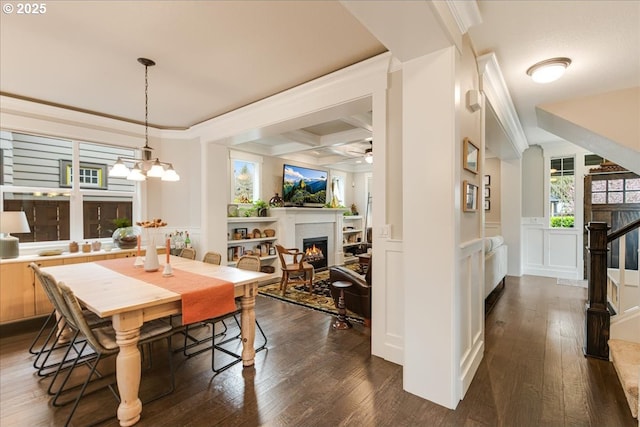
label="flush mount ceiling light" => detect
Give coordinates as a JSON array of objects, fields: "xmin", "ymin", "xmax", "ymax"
[
  {"xmin": 109, "ymin": 58, "xmax": 180, "ymax": 182},
  {"xmin": 526, "ymin": 57, "xmax": 572, "ymax": 83}
]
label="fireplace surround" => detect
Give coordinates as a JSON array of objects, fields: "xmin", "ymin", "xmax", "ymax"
[{"xmin": 269, "ymin": 207, "xmax": 348, "ymax": 268}]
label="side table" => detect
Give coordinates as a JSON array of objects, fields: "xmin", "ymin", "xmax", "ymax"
[{"xmin": 332, "ymin": 280, "xmax": 352, "ymax": 330}]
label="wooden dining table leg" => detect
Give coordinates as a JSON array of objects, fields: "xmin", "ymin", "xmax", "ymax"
[
  {"xmin": 240, "ymin": 281, "xmax": 258, "ymax": 367},
  {"xmin": 112, "ymin": 311, "xmax": 143, "ymax": 427}
]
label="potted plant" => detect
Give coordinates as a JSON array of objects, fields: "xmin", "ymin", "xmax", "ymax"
[
  {"xmin": 253, "ymin": 199, "xmax": 269, "ymax": 217},
  {"xmin": 111, "ymin": 217, "xmax": 140, "ymax": 249}
]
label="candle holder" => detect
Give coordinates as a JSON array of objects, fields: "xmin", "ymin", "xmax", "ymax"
[{"xmin": 162, "ymin": 263, "xmax": 173, "ymax": 277}]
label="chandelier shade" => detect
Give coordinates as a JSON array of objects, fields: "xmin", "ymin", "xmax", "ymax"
[{"xmin": 108, "ymin": 57, "xmax": 180, "ymax": 182}]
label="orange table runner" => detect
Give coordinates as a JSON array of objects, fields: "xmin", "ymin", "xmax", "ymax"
[{"xmin": 96, "ymin": 258, "xmax": 236, "ymax": 324}]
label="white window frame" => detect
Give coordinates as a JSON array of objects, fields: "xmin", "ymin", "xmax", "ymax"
[{"xmin": 0, "ymin": 131, "xmax": 140, "ymax": 249}]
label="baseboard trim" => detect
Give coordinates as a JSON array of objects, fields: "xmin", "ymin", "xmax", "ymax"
[
  {"xmin": 0, "ymin": 315, "xmax": 50, "ymax": 337},
  {"xmin": 485, "ymin": 277, "xmax": 505, "ymax": 315}
]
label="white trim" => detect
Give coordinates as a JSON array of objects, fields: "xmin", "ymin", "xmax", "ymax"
[
  {"xmin": 477, "ymin": 52, "xmax": 528, "ymax": 157},
  {"xmin": 445, "ymin": 0, "xmax": 482, "ymax": 34}
]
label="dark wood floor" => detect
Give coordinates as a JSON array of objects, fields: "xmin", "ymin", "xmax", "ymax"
[{"xmin": 0, "ymin": 275, "xmax": 636, "ymax": 426}]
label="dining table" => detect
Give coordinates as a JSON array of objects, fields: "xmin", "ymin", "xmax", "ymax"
[{"xmin": 42, "ymin": 254, "xmax": 266, "ymax": 427}]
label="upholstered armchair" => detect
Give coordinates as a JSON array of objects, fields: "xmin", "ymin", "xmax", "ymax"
[{"xmin": 329, "ymin": 262, "xmax": 371, "ymax": 325}]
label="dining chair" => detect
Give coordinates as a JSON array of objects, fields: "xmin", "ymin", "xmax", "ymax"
[
  {"xmin": 179, "ymin": 247, "xmax": 196, "ymax": 260},
  {"xmin": 202, "ymin": 251, "xmax": 222, "ymax": 265},
  {"xmin": 275, "ymin": 244, "xmax": 315, "ymax": 295},
  {"xmin": 182, "ymin": 255, "xmax": 267, "ymax": 373},
  {"xmin": 209, "ymin": 255, "xmax": 267, "ymax": 373},
  {"xmin": 29, "ymin": 263, "xmax": 109, "ymax": 379},
  {"xmin": 235, "ymin": 254, "xmax": 261, "ymax": 272},
  {"xmin": 178, "ymin": 250, "xmax": 224, "ymax": 353},
  {"xmin": 56, "ymin": 281, "xmax": 178, "ymax": 426}
]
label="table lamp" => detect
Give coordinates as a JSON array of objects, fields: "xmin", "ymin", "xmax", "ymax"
[{"xmin": 0, "ymin": 211, "xmax": 31, "ymax": 259}]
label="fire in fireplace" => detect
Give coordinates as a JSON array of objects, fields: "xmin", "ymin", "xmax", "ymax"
[{"xmin": 302, "ymin": 236, "xmax": 328, "ymax": 271}]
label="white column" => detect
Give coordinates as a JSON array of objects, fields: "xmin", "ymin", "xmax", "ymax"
[{"xmin": 402, "ymin": 47, "xmax": 459, "ymax": 409}]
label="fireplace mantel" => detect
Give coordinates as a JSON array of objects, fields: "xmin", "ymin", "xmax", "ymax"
[{"xmin": 269, "ymin": 208, "xmax": 348, "ymax": 267}]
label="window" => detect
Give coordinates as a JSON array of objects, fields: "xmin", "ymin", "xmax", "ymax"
[
  {"xmin": 1, "ymin": 131, "xmax": 136, "ymax": 242},
  {"xmin": 592, "ymin": 177, "xmax": 640, "ymax": 205},
  {"xmin": 230, "ymin": 151, "xmax": 262, "ymax": 204},
  {"xmin": 331, "ymin": 176, "xmax": 345, "ymax": 207},
  {"xmin": 550, "ymin": 157, "xmax": 575, "ymax": 227},
  {"xmin": 60, "ymin": 160, "xmax": 108, "ymax": 189}
]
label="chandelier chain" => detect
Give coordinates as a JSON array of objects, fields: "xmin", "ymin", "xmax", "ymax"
[{"xmin": 144, "ymin": 63, "xmax": 149, "ymax": 149}]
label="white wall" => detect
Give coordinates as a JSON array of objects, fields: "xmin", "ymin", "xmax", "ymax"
[
  {"xmin": 402, "ymin": 36, "xmax": 483, "ymax": 408},
  {"xmin": 521, "ymin": 141, "xmax": 590, "ymax": 280}
]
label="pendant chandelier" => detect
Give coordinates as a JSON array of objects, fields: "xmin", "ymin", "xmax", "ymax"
[{"xmin": 109, "ymin": 58, "xmax": 180, "ymax": 182}]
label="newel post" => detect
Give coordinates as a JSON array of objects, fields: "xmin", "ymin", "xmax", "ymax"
[{"xmin": 585, "ymin": 221, "xmax": 611, "ymax": 359}]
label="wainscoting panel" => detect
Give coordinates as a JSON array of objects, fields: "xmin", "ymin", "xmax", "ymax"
[
  {"xmin": 525, "ymin": 225, "xmax": 545, "ymax": 266},
  {"xmin": 371, "ymin": 239, "xmax": 404, "ymax": 365},
  {"xmin": 458, "ymin": 238, "xmax": 485, "ymax": 397},
  {"xmin": 523, "ymin": 220, "xmax": 583, "ymax": 279},
  {"xmin": 548, "ymin": 232, "xmax": 578, "ymax": 268}
]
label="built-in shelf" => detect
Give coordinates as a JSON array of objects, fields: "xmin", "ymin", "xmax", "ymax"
[
  {"xmin": 227, "ymin": 217, "xmax": 279, "ymax": 268},
  {"xmin": 341, "ymin": 215, "xmax": 365, "ymax": 256},
  {"xmin": 227, "ymin": 255, "xmax": 277, "ymax": 266},
  {"xmin": 343, "ymin": 242, "xmax": 363, "ymax": 248},
  {"xmin": 227, "ymin": 216, "xmax": 276, "ymax": 223},
  {"xmin": 227, "ymin": 237, "xmax": 277, "ymax": 245}
]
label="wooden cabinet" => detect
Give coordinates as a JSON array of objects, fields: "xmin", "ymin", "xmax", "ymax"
[
  {"xmin": 0, "ymin": 262, "xmax": 34, "ymax": 322},
  {"xmin": 0, "ymin": 248, "xmax": 141, "ymax": 324}
]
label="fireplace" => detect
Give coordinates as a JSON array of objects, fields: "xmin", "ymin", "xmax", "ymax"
[{"xmin": 303, "ymin": 236, "xmax": 328, "ymax": 271}]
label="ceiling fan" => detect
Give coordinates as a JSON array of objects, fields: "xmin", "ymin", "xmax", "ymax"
[{"xmin": 348, "ymin": 140, "xmax": 373, "ymax": 164}]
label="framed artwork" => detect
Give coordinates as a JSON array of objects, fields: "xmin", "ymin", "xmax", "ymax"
[
  {"xmin": 463, "ymin": 180, "xmax": 478, "ymax": 212},
  {"xmin": 227, "ymin": 204, "xmax": 239, "ymax": 217},
  {"xmin": 484, "ymin": 200, "xmax": 490, "ymax": 211},
  {"xmin": 484, "ymin": 187, "xmax": 490, "ymax": 198},
  {"xmin": 484, "ymin": 175, "xmax": 491, "ymax": 186},
  {"xmin": 234, "ymin": 228, "xmax": 248, "ymax": 239},
  {"xmin": 463, "ymin": 138, "xmax": 479, "ymax": 174}
]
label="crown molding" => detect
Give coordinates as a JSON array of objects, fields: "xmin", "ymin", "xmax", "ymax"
[
  {"xmin": 476, "ymin": 52, "xmax": 528, "ymax": 157},
  {"xmin": 445, "ymin": 0, "xmax": 482, "ymax": 34}
]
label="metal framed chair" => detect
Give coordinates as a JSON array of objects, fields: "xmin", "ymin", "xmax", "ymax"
[
  {"xmin": 29, "ymin": 263, "xmax": 109, "ymax": 380},
  {"xmin": 202, "ymin": 251, "xmax": 222, "ymax": 265},
  {"xmin": 56, "ymin": 281, "xmax": 178, "ymax": 426},
  {"xmin": 182, "ymin": 255, "xmax": 267, "ymax": 373},
  {"xmin": 179, "ymin": 247, "xmax": 196, "ymax": 260},
  {"xmin": 275, "ymin": 244, "xmax": 314, "ymax": 295},
  {"xmin": 177, "ymin": 250, "xmax": 225, "ymax": 354}
]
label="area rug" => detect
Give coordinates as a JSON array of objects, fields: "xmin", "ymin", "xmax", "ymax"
[{"xmin": 258, "ymin": 263, "xmax": 365, "ymax": 323}]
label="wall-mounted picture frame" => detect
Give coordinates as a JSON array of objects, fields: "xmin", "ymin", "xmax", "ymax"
[
  {"xmin": 463, "ymin": 180, "xmax": 478, "ymax": 212},
  {"xmin": 484, "ymin": 200, "xmax": 490, "ymax": 211},
  {"xmin": 484, "ymin": 175, "xmax": 491, "ymax": 186},
  {"xmin": 463, "ymin": 138, "xmax": 479, "ymax": 174},
  {"xmin": 484, "ymin": 187, "xmax": 490, "ymax": 198}
]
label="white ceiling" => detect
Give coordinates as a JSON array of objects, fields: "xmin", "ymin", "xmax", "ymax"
[{"xmin": 1, "ymin": 1, "xmax": 638, "ymax": 169}]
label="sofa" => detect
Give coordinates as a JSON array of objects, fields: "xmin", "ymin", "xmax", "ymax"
[
  {"xmin": 484, "ymin": 235, "xmax": 507, "ymax": 313},
  {"xmin": 329, "ymin": 262, "xmax": 372, "ymax": 325}
]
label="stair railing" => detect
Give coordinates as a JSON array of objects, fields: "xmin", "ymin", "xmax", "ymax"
[{"xmin": 585, "ymin": 218, "xmax": 640, "ymax": 359}]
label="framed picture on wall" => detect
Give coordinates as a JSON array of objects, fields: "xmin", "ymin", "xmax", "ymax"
[
  {"xmin": 484, "ymin": 187, "xmax": 490, "ymax": 198},
  {"xmin": 484, "ymin": 175, "xmax": 491, "ymax": 186},
  {"xmin": 463, "ymin": 138, "xmax": 479, "ymax": 174},
  {"xmin": 484, "ymin": 200, "xmax": 490, "ymax": 211},
  {"xmin": 463, "ymin": 180, "xmax": 478, "ymax": 212}
]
